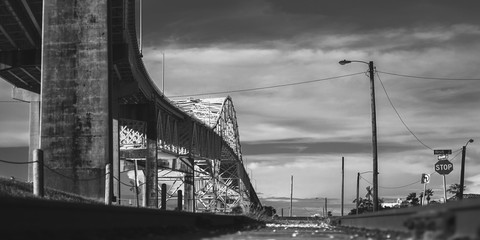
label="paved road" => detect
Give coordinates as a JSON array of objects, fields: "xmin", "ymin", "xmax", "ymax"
[{"xmin": 202, "ymin": 222, "xmax": 410, "ymax": 240}]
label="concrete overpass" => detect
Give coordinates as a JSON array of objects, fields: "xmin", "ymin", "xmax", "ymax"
[{"xmin": 0, "ymin": 0, "xmax": 261, "ymax": 213}]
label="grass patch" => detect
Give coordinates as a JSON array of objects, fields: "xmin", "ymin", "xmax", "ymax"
[{"xmin": 0, "ymin": 177, "xmax": 101, "ymax": 204}]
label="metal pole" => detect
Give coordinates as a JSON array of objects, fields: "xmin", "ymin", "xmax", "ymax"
[
  {"xmin": 156, "ymin": 160, "xmax": 159, "ymax": 208},
  {"xmin": 116, "ymin": 130, "xmax": 121, "ymax": 205},
  {"xmin": 443, "ymin": 175, "xmax": 447, "ymax": 203},
  {"xmin": 192, "ymin": 158, "xmax": 196, "ymax": 213},
  {"xmin": 33, "ymin": 149, "xmax": 44, "ymax": 197},
  {"xmin": 341, "ymin": 157, "xmax": 344, "ymax": 216},
  {"xmin": 225, "ymin": 186, "xmax": 227, "ymax": 212},
  {"xmin": 459, "ymin": 145, "xmax": 466, "ymax": 200},
  {"xmin": 139, "ymin": 0, "xmax": 143, "ymax": 56},
  {"xmin": 142, "ymin": 178, "xmax": 147, "ymax": 207},
  {"xmin": 422, "ymin": 183, "xmax": 427, "ymax": 206},
  {"xmin": 105, "ymin": 163, "xmax": 111, "ymax": 205},
  {"xmin": 134, "ymin": 160, "xmax": 139, "ymax": 207},
  {"xmin": 369, "ymin": 61, "xmax": 379, "ymax": 212},
  {"xmin": 290, "ymin": 175, "xmax": 293, "ymax": 217},
  {"xmin": 162, "ymin": 52, "xmax": 165, "ymax": 93},
  {"xmin": 161, "ymin": 183, "xmax": 167, "ymax": 210},
  {"xmin": 356, "ymin": 172, "xmax": 360, "ymax": 215},
  {"xmin": 177, "ymin": 190, "xmax": 183, "ymax": 211}
]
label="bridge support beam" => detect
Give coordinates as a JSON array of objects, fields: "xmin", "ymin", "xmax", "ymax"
[
  {"xmin": 12, "ymin": 87, "xmax": 39, "ymax": 183},
  {"xmin": 40, "ymin": 0, "xmax": 111, "ymax": 199},
  {"xmin": 145, "ymin": 109, "xmax": 158, "ymax": 208}
]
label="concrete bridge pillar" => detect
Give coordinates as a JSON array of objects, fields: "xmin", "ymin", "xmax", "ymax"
[
  {"xmin": 11, "ymin": 88, "xmax": 40, "ymax": 183},
  {"xmin": 145, "ymin": 106, "xmax": 158, "ymax": 208},
  {"xmin": 184, "ymin": 157, "xmax": 195, "ymax": 212},
  {"xmin": 40, "ymin": 0, "xmax": 111, "ymax": 199}
]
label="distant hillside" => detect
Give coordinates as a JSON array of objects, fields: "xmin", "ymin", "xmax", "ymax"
[{"xmin": 0, "ymin": 146, "xmax": 29, "ymax": 180}]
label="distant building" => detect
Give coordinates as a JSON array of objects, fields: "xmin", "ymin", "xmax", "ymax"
[{"xmin": 381, "ymin": 198, "xmax": 403, "ymax": 208}]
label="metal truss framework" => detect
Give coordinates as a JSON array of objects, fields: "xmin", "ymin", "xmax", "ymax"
[{"xmin": 118, "ymin": 97, "xmax": 261, "ymax": 213}]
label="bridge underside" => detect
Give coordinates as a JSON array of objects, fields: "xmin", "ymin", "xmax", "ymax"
[{"xmin": 0, "ymin": 0, "xmax": 261, "ymax": 213}]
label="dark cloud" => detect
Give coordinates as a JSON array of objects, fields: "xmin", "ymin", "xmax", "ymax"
[
  {"xmin": 143, "ymin": 0, "xmax": 480, "ymax": 49},
  {"xmin": 242, "ymin": 137, "xmax": 419, "ymax": 156},
  {"xmin": 418, "ymin": 86, "xmax": 480, "ymax": 107}
]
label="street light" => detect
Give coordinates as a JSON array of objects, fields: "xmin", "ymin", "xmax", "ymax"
[
  {"xmin": 339, "ymin": 59, "xmax": 379, "ymax": 212},
  {"xmin": 459, "ymin": 139, "xmax": 474, "ymax": 200},
  {"xmin": 356, "ymin": 171, "xmax": 373, "ymax": 215}
]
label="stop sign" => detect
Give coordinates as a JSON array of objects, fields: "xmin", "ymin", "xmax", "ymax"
[{"xmin": 435, "ymin": 160, "xmax": 454, "ymax": 175}]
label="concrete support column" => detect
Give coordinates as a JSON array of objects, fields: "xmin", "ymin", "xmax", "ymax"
[
  {"xmin": 12, "ymin": 88, "xmax": 40, "ymax": 183},
  {"xmin": 184, "ymin": 157, "xmax": 194, "ymax": 212},
  {"xmin": 40, "ymin": 0, "xmax": 111, "ymax": 199},
  {"xmin": 112, "ymin": 118, "xmax": 120, "ymax": 204},
  {"xmin": 145, "ymin": 137, "xmax": 158, "ymax": 207},
  {"xmin": 184, "ymin": 172, "xmax": 193, "ymax": 212}
]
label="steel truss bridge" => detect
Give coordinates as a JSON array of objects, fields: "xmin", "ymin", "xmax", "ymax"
[{"xmin": 0, "ymin": 0, "xmax": 261, "ymax": 213}]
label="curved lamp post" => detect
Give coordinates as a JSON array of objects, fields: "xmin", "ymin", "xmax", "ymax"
[
  {"xmin": 340, "ymin": 59, "xmax": 379, "ymax": 212},
  {"xmin": 459, "ymin": 139, "xmax": 474, "ymax": 200},
  {"xmin": 356, "ymin": 171, "xmax": 373, "ymax": 214}
]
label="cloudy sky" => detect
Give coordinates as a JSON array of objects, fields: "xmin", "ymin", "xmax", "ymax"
[{"xmin": 1, "ymin": 1, "xmax": 480, "ymax": 210}]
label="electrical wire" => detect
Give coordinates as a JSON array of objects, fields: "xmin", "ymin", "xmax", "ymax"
[
  {"xmin": 447, "ymin": 148, "xmax": 463, "ymax": 162},
  {"xmin": 113, "ymin": 176, "xmax": 137, "ymax": 188},
  {"xmin": 0, "ymin": 100, "xmax": 24, "ymax": 103},
  {"xmin": 359, "ymin": 171, "xmax": 438, "ymax": 190},
  {"xmin": 360, "ymin": 175, "xmax": 419, "ymax": 190},
  {"xmin": 43, "ymin": 164, "xmax": 108, "ymax": 182},
  {"xmin": 377, "ymin": 71, "xmax": 480, "ymax": 81},
  {"xmin": 376, "ymin": 72, "xmax": 433, "ymax": 151},
  {"xmin": 169, "ymin": 72, "xmax": 365, "ymax": 98},
  {"xmin": 0, "ymin": 159, "xmax": 37, "ymax": 165}
]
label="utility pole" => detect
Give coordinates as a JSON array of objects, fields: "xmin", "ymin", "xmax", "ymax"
[
  {"xmin": 339, "ymin": 59, "xmax": 379, "ymax": 211},
  {"xmin": 162, "ymin": 52, "xmax": 165, "ymax": 93},
  {"xmin": 290, "ymin": 175, "xmax": 293, "ymax": 217},
  {"xmin": 459, "ymin": 139, "xmax": 474, "ymax": 200},
  {"xmin": 356, "ymin": 172, "xmax": 360, "ymax": 215},
  {"xmin": 325, "ymin": 198, "xmax": 328, "ymax": 217},
  {"xmin": 459, "ymin": 145, "xmax": 466, "ymax": 200},
  {"xmin": 369, "ymin": 61, "xmax": 379, "ymax": 212},
  {"xmin": 341, "ymin": 157, "xmax": 344, "ymax": 216}
]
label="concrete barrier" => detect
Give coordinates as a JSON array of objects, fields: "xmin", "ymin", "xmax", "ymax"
[
  {"xmin": 338, "ymin": 198, "xmax": 480, "ymax": 238},
  {"xmin": 1, "ymin": 196, "xmax": 263, "ymax": 239}
]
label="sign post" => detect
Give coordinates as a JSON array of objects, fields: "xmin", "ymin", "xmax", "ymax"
[
  {"xmin": 434, "ymin": 150, "xmax": 453, "ymax": 202},
  {"xmin": 421, "ymin": 173, "xmax": 430, "ymax": 206}
]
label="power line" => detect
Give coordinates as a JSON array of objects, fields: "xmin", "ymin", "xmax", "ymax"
[
  {"xmin": 448, "ymin": 148, "xmax": 463, "ymax": 162},
  {"xmin": 360, "ymin": 170, "xmax": 440, "ymax": 190},
  {"xmin": 377, "ymin": 71, "xmax": 480, "ymax": 81},
  {"xmin": 376, "ymin": 72, "xmax": 433, "ymax": 151},
  {"xmin": 0, "ymin": 100, "xmax": 24, "ymax": 103},
  {"xmin": 43, "ymin": 164, "xmax": 108, "ymax": 182},
  {"xmin": 113, "ymin": 176, "xmax": 139, "ymax": 188},
  {"xmin": 360, "ymin": 175, "xmax": 418, "ymax": 190},
  {"xmin": 0, "ymin": 159, "xmax": 37, "ymax": 165},
  {"xmin": 169, "ymin": 72, "xmax": 365, "ymax": 98}
]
